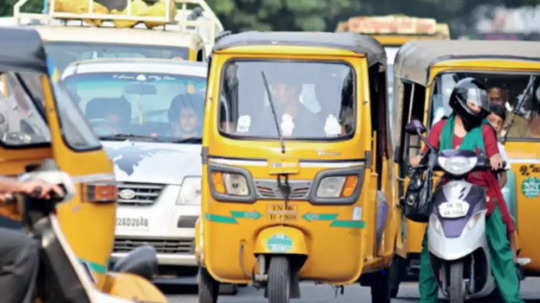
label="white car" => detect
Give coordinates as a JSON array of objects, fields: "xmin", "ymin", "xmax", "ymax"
[{"xmin": 62, "ymin": 58, "xmax": 207, "ymax": 275}]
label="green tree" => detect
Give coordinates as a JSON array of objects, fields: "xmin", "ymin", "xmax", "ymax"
[{"xmin": 0, "ymin": 0, "xmax": 43, "ymax": 16}]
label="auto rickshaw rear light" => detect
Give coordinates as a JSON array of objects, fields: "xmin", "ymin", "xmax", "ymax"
[
  {"xmin": 316, "ymin": 176, "xmax": 346, "ymax": 198},
  {"xmin": 85, "ymin": 183, "xmax": 117, "ymax": 203},
  {"xmin": 211, "ymin": 172, "xmax": 226, "ymax": 194},
  {"xmin": 341, "ymin": 175, "xmax": 358, "ymax": 197},
  {"xmin": 222, "ymin": 173, "xmax": 249, "ymax": 196}
]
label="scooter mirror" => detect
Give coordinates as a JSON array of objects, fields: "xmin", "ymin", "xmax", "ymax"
[
  {"xmin": 112, "ymin": 245, "xmax": 158, "ymax": 281},
  {"xmin": 405, "ymin": 119, "xmax": 426, "ymax": 135}
]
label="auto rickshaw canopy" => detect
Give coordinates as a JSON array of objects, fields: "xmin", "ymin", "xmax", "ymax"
[
  {"xmin": 394, "ymin": 40, "xmax": 540, "ymax": 85},
  {"xmin": 214, "ymin": 31, "xmax": 387, "ymax": 68},
  {"xmin": 0, "ymin": 27, "xmax": 48, "ymax": 73}
]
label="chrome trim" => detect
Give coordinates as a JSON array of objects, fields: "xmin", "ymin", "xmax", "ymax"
[
  {"xmin": 208, "ymin": 158, "xmax": 267, "ymax": 167},
  {"xmin": 116, "ymin": 183, "xmax": 164, "ymax": 206},
  {"xmin": 299, "ymin": 161, "xmax": 365, "ymax": 168},
  {"xmin": 71, "ymin": 173, "xmax": 115, "ymax": 184}
]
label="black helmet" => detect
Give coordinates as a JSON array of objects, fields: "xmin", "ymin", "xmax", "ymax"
[{"xmin": 449, "ymin": 78, "xmax": 489, "ymax": 130}]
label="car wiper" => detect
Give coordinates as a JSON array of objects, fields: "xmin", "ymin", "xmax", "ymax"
[
  {"xmin": 167, "ymin": 137, "xmax": 202, "ymax": 144},
  {"xmin": 98, "ymin": 134, "xmax": 159, "ymax": 141},
  {"xmin": 261, "ymin": 71, "xmax": 286, "ymax": 154}
]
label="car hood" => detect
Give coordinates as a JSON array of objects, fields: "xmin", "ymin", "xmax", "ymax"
[{"xmin": 102, "ymin": 140, "xmax": 201, "ymax": 185}]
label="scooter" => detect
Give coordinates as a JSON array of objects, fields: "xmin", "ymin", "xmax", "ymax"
[
  {"xmin": 16, "ymin": 162, "xmax": 166, "ymax": 303},
  {"xmin": 405, "ymin": 120, "xmax": 516, "ymax": 303}
]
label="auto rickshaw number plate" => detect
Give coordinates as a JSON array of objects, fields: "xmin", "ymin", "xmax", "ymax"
[{"xmin": 266, "ymin": 204, "xmax": 298, "ymax": 221}]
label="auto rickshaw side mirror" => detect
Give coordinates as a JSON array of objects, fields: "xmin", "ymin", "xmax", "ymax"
[{"xmin": 405, "ymin": 120, "xmax": 426, "ymax": 135}]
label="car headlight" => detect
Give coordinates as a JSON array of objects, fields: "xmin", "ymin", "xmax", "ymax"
[
  {"xmin": 438, "ymin": 156, "xmax": 477, "ymax": 175},
  {"xmin": 316, "ymin": 175, "xmax": 358, "ymax": 198},
  {"xmin": 177, "ymin": 176, "xmax": 201, "ymax": 205},
  {"xmin": 211, "ymin": 172, "xmax": 249, "ymax": 196}
]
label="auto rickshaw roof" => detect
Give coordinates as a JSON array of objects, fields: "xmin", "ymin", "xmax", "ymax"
[
  {"xmin": 394, "ymin": 40, "xmax": 540, "ymax": 85},
  {"xmin": 0, "ymin": 27, "xmax": 48, "ymax": 73},
  {"xmin": 214, "ymin": 31, "xmax": 386, "ymax": 67}
]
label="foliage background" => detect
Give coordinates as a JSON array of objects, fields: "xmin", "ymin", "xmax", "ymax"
[{"xmin": 2, "ymin": 0, "xmax": 540, "ymax": 37}]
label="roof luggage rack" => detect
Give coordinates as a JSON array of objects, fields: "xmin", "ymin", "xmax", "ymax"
[{"xmin": 13, "ymin": 0, "xmax": 223, "ymax": 50}]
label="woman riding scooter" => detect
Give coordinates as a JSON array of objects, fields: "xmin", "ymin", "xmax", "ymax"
[{"xmin": 411, "ymin": 78, "xmax": 522, "ymax": 303}]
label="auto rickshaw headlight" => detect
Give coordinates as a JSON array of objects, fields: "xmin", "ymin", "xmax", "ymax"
[
  {"xmin": 177, "ymin": 176, "xmax": 202, "ymax": 205},
  {"xmin": 317, "ymin": 175, "xmax": 358, "ymax": 198},
  {"xmin": 211, "ymin": 171, "xmax": 249, "ymax": 196}
]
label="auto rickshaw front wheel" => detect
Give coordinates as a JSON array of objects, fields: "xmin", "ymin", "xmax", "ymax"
[
  {"xmin": 267, "ymin": 256, "xmax": 291, "ymax": 303},
  {"xmin": 198, "ymin": 266, "xmax": 219, "ymax": 303}
]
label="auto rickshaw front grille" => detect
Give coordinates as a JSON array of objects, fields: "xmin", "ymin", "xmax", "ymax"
[
  {"xmin": 116, "ymin": 183, "xmax": 165, "ymax": 206},
  {"xmin": 113, "ymin": 238, "xmax": 195, "ymax": 254},
  {"xmin": 254, "ymin": 180, "xmax": 312, "ymax": 200}
]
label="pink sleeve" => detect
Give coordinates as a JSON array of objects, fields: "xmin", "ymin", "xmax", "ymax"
[
  {"xmin": 422, "ymin": 120, "xmax": 445, "ymax": 153},
  {"xmin": 482, "ymin": 125, "xmax": 499, "ymax": 158}
]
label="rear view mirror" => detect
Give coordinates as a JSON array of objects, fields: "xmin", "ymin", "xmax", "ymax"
[
  {"xmin": 405, "ymin": 120, "xmax": 426, "ymax": 135},
  {"xmin": 124, "ymin": 83, "xmax": 157, "ymax": 96}
]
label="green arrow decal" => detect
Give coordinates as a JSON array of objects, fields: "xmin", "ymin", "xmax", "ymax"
[
  {"xmin": 302, "ymin": 212, "xmax": 338, "ymax": 222},
  {"xmin": 205, "ymin": 213, "xmax": 237, "ymax": 224},
  {"xmin": 231, "ymin": 211, "xmax": 262, "ymax": 220},
  {"xmin": 330, "ymin": 220, "xmax": 365, "ymax": 228}
]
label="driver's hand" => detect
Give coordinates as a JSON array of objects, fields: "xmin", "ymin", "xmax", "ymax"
[
  {"xmin": 18, "ymin": 180, "xmax": 63, "ymax": 199},
  {"xmin": 490, "ymin": 153, "xmax": 504, "ymax": 171},
  {"xmin": 410, "ymin": 155, "xmax": 422, "ymax": 167}
]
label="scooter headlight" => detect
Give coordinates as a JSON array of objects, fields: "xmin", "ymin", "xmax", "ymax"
[
  {"xmin": 438, "ymin": 156, "xmax": 477, "ymax": 176},
  {"xmin": 177, "ymin": 176, "xmax": 201, "ymax": 205}
]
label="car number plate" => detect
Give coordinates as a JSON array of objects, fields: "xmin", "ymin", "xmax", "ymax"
[
  {"xmin": 116, "ymin": 216, "xmax": 149, "ymax": 230},
  {"xmin": 266, "ymin": 204, "xmax": 298, "ymax": 222},
  {"xmin": 439, "ymin": 201, "xmax": 469, "ymax": 218}
]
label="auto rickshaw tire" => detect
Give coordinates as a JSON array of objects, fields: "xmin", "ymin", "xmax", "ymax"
[
  {"xmin": 370, "ymin": 269, "xmax": 391, "ymax": 303},
  {"xmin": 449, "ymin": 261, "xmax": 465, "ymax": 303},
  {"xmin": 267, "ymin": 256, "xmax": 291, "ymax": 303},
  {"xmin": 198, "ymin": 267, "xmax": 219, "ymax": 303},
  {"xmin": 389, "ymin": 256, "xmax": 404, "ymax": 298}
]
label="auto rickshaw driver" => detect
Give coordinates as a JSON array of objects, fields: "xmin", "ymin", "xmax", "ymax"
[{"xmin": 410, "ymin": 78, "xmax": 522, "ymax": 303}]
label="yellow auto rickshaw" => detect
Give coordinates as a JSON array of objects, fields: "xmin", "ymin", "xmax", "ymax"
[
  {"xmin": 391, "ymin": 39, "xmax": 540, "ymax": 296},
  {"xmin": 196, "ymin": 31, "xmax": 401, "ymax": 303},
  {"xmin": 0, "ymin": 26, "xmax": 165, "ymax": 302}
]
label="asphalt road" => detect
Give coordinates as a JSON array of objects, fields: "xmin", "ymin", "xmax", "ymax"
[{"xmin": 162, "ymin": 277, "xmax": 540, "ymax": 303}]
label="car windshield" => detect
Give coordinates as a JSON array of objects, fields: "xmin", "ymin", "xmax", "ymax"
[
  {"xmin": 219, "ymin": 60, "xmax": 355, "ymax": 140},
  {"xmin": 45, "ymin": 42, "xmax": 189, "ymax": 72},
  {"xmin": 431, "ymin": 72, "xmax": 540, "ymax": 141},
  {"xmin": 63, "ymin": 72, "xmax": 206, "ymax": 143}
]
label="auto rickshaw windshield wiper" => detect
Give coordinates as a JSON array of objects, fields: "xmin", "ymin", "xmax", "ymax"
[
  {"xmin": 503, "ymin": 75, "xmax": 537, "ymax": 142},
  {"xmin": 167, "ymin": 137, "xmax": 202, "ymax": 144},
  {"xmin": 98, "ymin": 134, "xmax": 160, "ymax": 141},
  {"xmin": 261, "ymin": 71, "xmax": 286, "ymax": 154}
]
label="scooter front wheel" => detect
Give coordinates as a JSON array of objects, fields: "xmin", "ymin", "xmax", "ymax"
[
  {"xmin": 267, "ymin": 256, "xmax": 291, "ymax": 303},
  {"xmin": 449, "ymin": 261, "xmax": 465, "ymax": 303}
]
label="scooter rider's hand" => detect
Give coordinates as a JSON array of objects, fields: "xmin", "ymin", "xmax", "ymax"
[
  {"xmin": 489, "ymin": 153, "xmax": 503, "ymax": 171},
  {"xmin": 410, "ymin": 155, "xmax": 422, "ymax": 167},
  {"xmin": 16, "ymin": 180, "xmax": 64, "ymax": 200}
]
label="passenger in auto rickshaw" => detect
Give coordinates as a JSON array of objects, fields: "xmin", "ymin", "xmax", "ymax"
[
  {"xmin": 488, "ymin": 104, "xmax": 517, "ymax": 222},
  {"xmin": 411, "ymin": 78, "xmax": 522, "ymax": 303}
]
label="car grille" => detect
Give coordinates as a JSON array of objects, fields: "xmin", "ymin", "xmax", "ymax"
[
  {"xmin": 113, "ymin": 238, "xmax": 195, "ymax": 254},
  {"xmin": 117, "ymin": 183, "xmax": 164, "ymax": 206},
  {"xmin": 254, "ymin": 180, "xmax": 312, "ymax": 200}
]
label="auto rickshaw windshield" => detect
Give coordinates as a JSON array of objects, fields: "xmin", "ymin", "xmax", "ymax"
[
  {"xmin": 430, "ymin": 72, "xmax": 540, "ymax": 140},
  {"xmin": 218, "ymin": 60, "xmax": 355, "ymax": 140}
]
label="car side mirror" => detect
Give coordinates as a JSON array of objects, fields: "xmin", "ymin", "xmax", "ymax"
[
  {"xmin": 405, "ymin": 120, "xmax": 426, "ymax": 135},
  {"xmin": 112, "ymin": 245, "xmax": 158, "ymax": 281}
]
